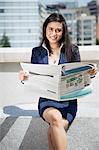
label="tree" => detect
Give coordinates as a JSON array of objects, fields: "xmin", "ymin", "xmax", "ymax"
[{"xmin": 0, "ymin": 33, "xmax": 11, "ymax": 47}]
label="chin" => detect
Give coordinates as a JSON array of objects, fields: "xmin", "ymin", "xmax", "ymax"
[{"xmin": 49, "ymin": 40, "xmax": 58, "ymax": 44}]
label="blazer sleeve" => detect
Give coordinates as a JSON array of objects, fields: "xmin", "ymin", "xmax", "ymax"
[{"xmin": 31, "ymin": 48, "xmax": 38, "ymax": 64}]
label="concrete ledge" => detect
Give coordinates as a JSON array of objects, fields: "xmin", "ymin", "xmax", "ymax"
[
  {"xmin": 79, "ymin": 45, "xmax": 99, "ymax": 61},
  {"xmin": 0, "ymin": 47, "xmax": 32, "ymax": 62},
  {"xmin": 0, "ymin": 46, "xmax": 99, "ymax": 62}
]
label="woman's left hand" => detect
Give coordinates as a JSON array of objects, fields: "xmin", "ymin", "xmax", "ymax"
[{"xmin": 88, "ymin": 68, "xmax": 97, "ymax": 76}]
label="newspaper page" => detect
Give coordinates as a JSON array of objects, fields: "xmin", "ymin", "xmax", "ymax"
[{"xmin": 20, "ymin": 62, "xmax": 96, "ymax": 101}]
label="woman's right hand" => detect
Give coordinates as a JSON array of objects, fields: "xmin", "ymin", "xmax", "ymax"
[{"xmin": 19, "ymin": 70, "xmax": 29, "ymax": 81}]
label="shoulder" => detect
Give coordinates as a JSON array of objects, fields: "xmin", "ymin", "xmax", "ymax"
[
  {"xmin": 32, "ymin": 46, "xmax": 43, "ymax": 52},
  {"xmin": 31, "ymin": 46, "xmax": 48, "ymax": 61},
  {"xmin": 71, "ymin": 44, "xmax": 79, "ymax": 52},
  {"xmin": 32, "ymin": 46, "xmax": 47, "ymax": 54},
  {"xmin": 31, "ymin": 46, "xmax": 48, "ymax": 63}
]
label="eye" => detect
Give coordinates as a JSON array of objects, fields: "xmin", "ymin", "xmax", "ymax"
[
  {"xmin": 48, "ymin": 27, "xmax": 53, "ymax": 31},
  {"xmin": 55, "ymin": 29, "xmax": 62, "ymax": 33}
]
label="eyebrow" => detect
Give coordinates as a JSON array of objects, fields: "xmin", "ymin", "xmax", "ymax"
[{"xmin": 48, "ymin": 27, "xmax": 63, "ymax": 30}]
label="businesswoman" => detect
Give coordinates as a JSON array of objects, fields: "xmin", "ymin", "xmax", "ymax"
[{"xmin": 20, "ymin": 13, "xmax": 96, "ymax": 150}]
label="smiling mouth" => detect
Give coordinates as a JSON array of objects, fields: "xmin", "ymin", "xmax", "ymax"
[{"xmin": 50, "ymin": 37, "xmax": 57, "ymax": 40}]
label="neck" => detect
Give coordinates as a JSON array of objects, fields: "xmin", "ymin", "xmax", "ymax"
[
  {"xmin": 50, "ymin": 44, "xmax": 60, "ymax": 54},
  {"xmin": 50, "ymin": 43, "xmax": 59, "ymax": 49}
]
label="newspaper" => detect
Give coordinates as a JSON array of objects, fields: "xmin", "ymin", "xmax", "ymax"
[{"xmin": 20, "ymin": 62, "xmax": 96, "ymax": 101}]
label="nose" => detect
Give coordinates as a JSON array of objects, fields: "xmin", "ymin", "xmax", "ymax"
[{"xmin": 51, "ymin": 30, "xmax": 56, "ymax": 36}]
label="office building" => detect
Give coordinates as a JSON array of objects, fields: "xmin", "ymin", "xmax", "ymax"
[
  {"xmin": 60, "ymin": 9, "xmax": 78, "ymax": 44},
  {"xmin": 39, "ymin": 1, "xmax": 97, "ymax": 46},
  {"xmin": 39, "ymin": 1, "xmax": 78, "ymax": 45},
  {"xmin": 77, "ymin": 14, "xmax": 96, "ymax": 45},
  {"xmin": 0, "ymin": 0, "xmax": 40, "ymax": 47},
  {"xmin": 87, "ymin": 0, "xmax": 98, "ymax": 22}
]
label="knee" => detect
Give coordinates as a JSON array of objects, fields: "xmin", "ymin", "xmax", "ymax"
[{"xmin": 50, "ymin": 112, "xmax": 63, "ymax": 127}]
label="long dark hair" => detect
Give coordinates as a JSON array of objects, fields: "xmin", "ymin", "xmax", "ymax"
[{"xmin": 40, "ymin": 13, "xmax": 72, "ymax": 62}]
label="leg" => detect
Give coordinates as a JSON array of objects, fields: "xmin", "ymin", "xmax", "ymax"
[
  {"xmin": 43, "ymin": 107, "xmax": 69, "ymax": 150},
  {"xmin": 48, "ymin": 121, "xmax": 68, "ymax": 150},
  {"xmin": 47, "ymin": 126, "xmax": 55, "ymax": 150}
]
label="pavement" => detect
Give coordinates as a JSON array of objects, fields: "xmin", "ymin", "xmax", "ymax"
[{"xmin": 0, "ymin": 117, "xmax": 99, "ymax": 150}]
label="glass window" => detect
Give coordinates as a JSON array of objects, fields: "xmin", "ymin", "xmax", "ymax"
[
  {"xmin": 83, "ymin": 25, "xmax": 91, "ymax": 29},
  {"xmin": 84, "ymin": 37, "xmax": 92, "ymax": 40},
  {"xmin": 0, "ymin": 9, "xmax": 4, "ymax": 13},
  {"xmin": 84, "ymin": 31, "xmax": 91, "ymax": 36},
  {"xmin": 84, "ymin": 43, "xmax": 91, "ymax": 45}
]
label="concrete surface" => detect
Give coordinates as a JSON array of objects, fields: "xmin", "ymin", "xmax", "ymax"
[{"xmin": 0, "ymin": 117, "xmax": 99, "ymax": 150}]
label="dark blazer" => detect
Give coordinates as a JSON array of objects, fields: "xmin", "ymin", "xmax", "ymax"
[
  {"xmin": 31, "ymin": 45, "xmax": 81, "ymax": 124},
  {"xmin": 31, "ymin": 45, "xmax": 81, "ymax": 64}
]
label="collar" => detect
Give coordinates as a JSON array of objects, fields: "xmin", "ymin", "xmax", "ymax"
[{"xmin": 42, "ymin": 43, "xmax": 63, "ymax": 54}]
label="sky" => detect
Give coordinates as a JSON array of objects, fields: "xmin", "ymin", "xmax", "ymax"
[{"xmin": 41, "ymin": 0, "xmax": 93, "ymax": 7}]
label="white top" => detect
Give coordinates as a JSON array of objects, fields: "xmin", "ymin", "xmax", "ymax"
[
  {"xmin": 48, "ymin": 54, "xmax": 60, "ymax": 65},
  {"xmin": 42, "ymin": 43, "xmax": 63, "ymax": 65}
]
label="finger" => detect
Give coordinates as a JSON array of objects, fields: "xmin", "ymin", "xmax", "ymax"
[{"xmin": 19, "ymin": 71, "xmax": 25, "ymax": 80}]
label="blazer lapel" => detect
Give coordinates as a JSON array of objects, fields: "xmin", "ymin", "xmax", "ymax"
[
  {"xmin": 39, "ymin": 47, "xmax": 67, "ymax": 64},
  {"xmin": 59, "ymin": 53, "xmax": 67, "ymax": 64},
  {"xmin": 40, "ymin": 47, "xmax": 48, "ymax": 64}
]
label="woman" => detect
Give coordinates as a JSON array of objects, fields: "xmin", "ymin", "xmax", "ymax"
[{"xmin": 20, "ymin": 13, "xmax": 96, "ymax": 150}]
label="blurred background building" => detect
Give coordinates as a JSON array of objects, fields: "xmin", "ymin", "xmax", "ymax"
[
  {"xmin": 0, "ymin": 0, "xmax": 40, "ymax": 47},
  {"xmin": 39, "ymin": 0, "xmax": 97, "ymax": 46},
  {"xmin": 87, "ymin": 0, "xmax": 99, "ymax": 41},
  {"xmin": 0, "ymin": 0, "xmax": 99, "ymax": 47},
  {"xmin": 96, "ymin": 0, "xmax": 99, "ymax": 41},
  {"xmin": 77, "ymin": 14, "xmax": 96, "ymax": 45}
]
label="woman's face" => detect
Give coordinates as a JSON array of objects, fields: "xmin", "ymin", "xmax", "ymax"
[{"xmin": 46, "ymin": 21, "xmax": 63, "ymax": 45}]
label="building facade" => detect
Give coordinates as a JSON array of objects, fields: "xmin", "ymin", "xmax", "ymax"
[
  {"xmin": 39, "ymin": 1, "xmax": 96, "ymax": 46},
  {"xmin": 87, "ymin": 0, "xmax": 98, "ymax": 22},
  {"xmin": 77, "ymin": 14, "xmax": 96, "ymax": 45},
  {"xmin": 39, "ymin": 1, "xmax": 78, "ymax": 45},
  {"xmin": 0, "ymin": 0, "xmax": 40, "ymax": 47},
  {"xmin": 60, "ymin": 9, "xmax": 78, "ymax": 44}
]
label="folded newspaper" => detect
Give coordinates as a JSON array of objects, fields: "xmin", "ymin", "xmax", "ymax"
[{"xmin": 20, "ymin": 62, "xmax": 96, "ymax": 101}]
